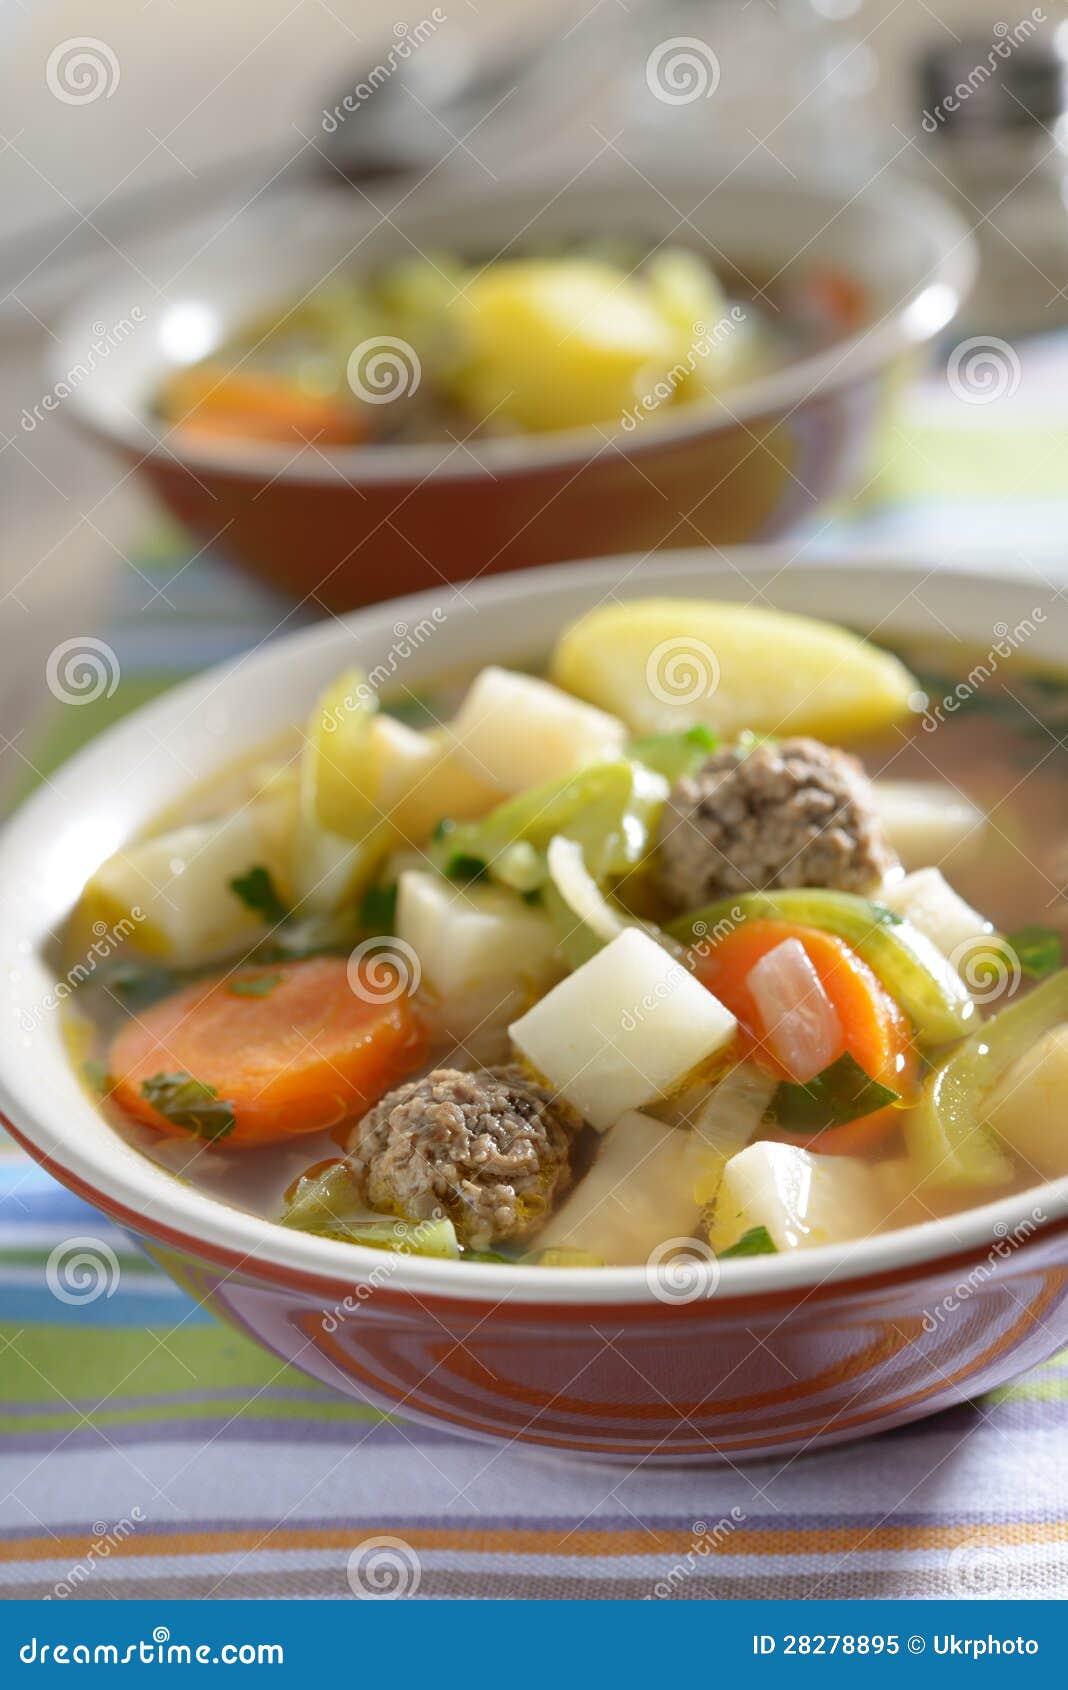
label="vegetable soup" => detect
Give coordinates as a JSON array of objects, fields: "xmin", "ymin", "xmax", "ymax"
[
  {"xmin": 63, "ymin": 600, "xmax": 1068, "ymax": 1268},
  {"xmin": 153, "ymin": 244, "xmax": 851, "ymax": 452}
]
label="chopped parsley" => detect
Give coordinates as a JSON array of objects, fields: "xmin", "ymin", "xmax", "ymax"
[
  {"xmin": 139, "ymin": 1072, "xmax": 236, "ymax": 1142},
  {"xmin": 445, "ymin": 851, "xmax": 488, "ymax": 883},
  {"xmin": 720, "ymin": 1225, "xmax": 777, "ymax": 1259},
  {"xmin": 1004, "ymin": 923, "xmax": 1063, "ymax": 980},
  {"xmin": 229, "ymin": 865, "xmax": 289, "ymax": 925},
  {"xmin": 768, "ymin": 1051, "xmax": 899, "ymax": 1134},
  {"xmin": 358, "ymin": 882, "xmax": 398, "ymax": 932},
  {"xmin": 99, "ymin": 960, "xmax": 176, "ymax": 1012}
]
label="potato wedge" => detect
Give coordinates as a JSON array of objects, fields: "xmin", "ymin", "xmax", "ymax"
[{"xmin": 550, "ymin": 598, "xmax": 918, "ymax": 740}]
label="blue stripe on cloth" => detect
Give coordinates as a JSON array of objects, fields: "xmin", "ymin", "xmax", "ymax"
[{"xmin": 0, "ymin": 1286, "xmax": 211, "ymax": 1326}]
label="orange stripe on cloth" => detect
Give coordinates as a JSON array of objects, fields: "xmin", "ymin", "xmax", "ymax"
[{"xmin": 3, "ymin": 1520, "xmax": 1068, "ymax": 1565}]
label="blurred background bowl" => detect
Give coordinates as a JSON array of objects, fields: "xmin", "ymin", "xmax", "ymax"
[{"xmin": 54, "ymin": 171, "xmax": 975, "ymax": 611}]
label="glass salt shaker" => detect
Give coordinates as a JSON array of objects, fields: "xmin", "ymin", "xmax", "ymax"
[{"xmin": 915, "ymin": 27, "xmax": 1068, "ymax": 336}]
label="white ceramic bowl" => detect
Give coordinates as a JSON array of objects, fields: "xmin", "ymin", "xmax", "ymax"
[{"xmin": 3, "ymin": 553, "xmax": 1065, "ymax": 1461}]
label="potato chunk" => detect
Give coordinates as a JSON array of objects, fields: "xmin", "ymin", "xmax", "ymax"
[
  {"xmin": 79, "ymin": 802, "xmax": 292, "ymax": 968},
  {"xmin": 710, "ymin": 1140, "xmax": 900, "ymax": 1253},
  {"xmin": 550, "ymin": 599, "xmax": 917, "ymax": 740},
  {"xmin": 447, "ymin": 667, "xmax": 625, "ymax": 794},
  {"xmin": 984, "ymin": 1023, "xmax": 1068, "ymax": 1177},
  {"xmin": 880, "ymin": 867, "xmax": 991, "ymax": 963},
  {"xmin": 452, "ymin": 259, "xmax": 677, "ymax": 432},
  {"xmin": 536, "ymin": 1111, "xmax": 703, "ymax": 1265},
  {"xmin": 509, "ymin": 927, "xmax": 737, "ymax": 1130},
  {"xmin": 396, "ymin": 869, "xmax": 559, "ymax": 999}
]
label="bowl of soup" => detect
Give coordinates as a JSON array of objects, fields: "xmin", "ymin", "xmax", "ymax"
[
  {"xmin": 4, "ymin": 551, "xmax": 1066, "ymax": 1464},
  {"xmin": 55, "ymin": 171, "xmax": 973, "ymax": 610}
]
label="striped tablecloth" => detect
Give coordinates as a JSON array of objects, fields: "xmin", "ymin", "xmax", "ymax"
[{"xmin": 4, "ymin": 338, "xmax": 1068, "ymax": 1601}]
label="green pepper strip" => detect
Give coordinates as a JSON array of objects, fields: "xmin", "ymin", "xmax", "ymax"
[{"xmin": 907, "ymin": 969, "xmax": 1068, "ymax": 1189}]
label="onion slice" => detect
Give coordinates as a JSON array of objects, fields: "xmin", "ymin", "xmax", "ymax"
[
  {"xmin": 546, "ymin": 834, "xmax": 626, "ymax": 942},
  {"xmin": 747, "ymin": 938, "xmax": 841, "ymax": 1083},
  {"xmin": 657, "ymin": 1062, "xmax": 776, "ymax": 1208}
]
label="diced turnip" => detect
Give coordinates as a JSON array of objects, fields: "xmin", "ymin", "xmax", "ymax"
[
  {"xmin": 879, "ymin": 866, "xmax": 992, "ymax": 967},
  {"xmin": 710, "ymin": 1140, "xmax": 895, "ymax": 1253},
  {"xmin": 536, "ymin": 1111, "xmax": 704, "ymax": 1265},
  {"xmin": 874, "ymin": 780, "xmax": 986, "ymax": 870},
  {"xmin": 396, "ymin": 869, "xmax": 559, "ymax": 999},
  {"xmin": 447, "ymin": 666, "xmax": 626, "ymax": 794},
  {"xmin": 984, "ymin": 1022, "xmax": 1068, "ymax": 1177},
  {"xmin": 508, "ymin": 927, "xmax": 737, "ymax": 1129},
  {"xmin": 746, "ymin": 938, "xmax": 841, "ymax": 1082}
]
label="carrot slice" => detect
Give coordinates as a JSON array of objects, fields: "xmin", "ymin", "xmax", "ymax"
[
  {"xmin": 109, "ymin": 956, "xmax": 426, "ymax": 1149},
  {"xmin": 691, "ymin": 918, "xmax": 915, "ymax": 1155},
  {"xmin": 163, "ymin": 364, "xmax": 369, "ymax": 446}
]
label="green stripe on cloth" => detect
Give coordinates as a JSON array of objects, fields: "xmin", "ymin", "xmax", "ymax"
[
  {"xmin": 989, "ymin": 1374, "xmax": 1068, "ymax": 1405},
  {"xmin": 0, "ymin": 1322, "xmax": 381, "ymax": 1422},
  {"xmin": 867, "ymin": 422, "xmax": 1068, "ymax": 502},
  {"xmin": 0, "ymin": 1399, "xmax": 384, "ymax": 1435},
  {"xmin": 0, "ymin": 1247, "xmax": 153, "ymax": 1274},
  {"xmin": 14, "ymin": 675, "xmax": 194, "ymax": 792}
]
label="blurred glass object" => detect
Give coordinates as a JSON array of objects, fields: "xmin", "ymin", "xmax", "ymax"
[
  {"xmin": 318, "ymin": 0, "xmax": 882, "ymax": 190},
  {"xmin": 914, "ymin": 23, "xmax": 1068, "ymax": 336},
  {"xmin": 613, "ymin": 0, "xmax": 880, "ymax": 181}
]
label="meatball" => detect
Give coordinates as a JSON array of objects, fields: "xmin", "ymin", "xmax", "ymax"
[
  {"xmin": 656, "ymin": 736, "xmax": 896, "ymax": 911},
  {"xmin": 346, "ymin": 1066, "xmax": 578, "ymax": 1250}
]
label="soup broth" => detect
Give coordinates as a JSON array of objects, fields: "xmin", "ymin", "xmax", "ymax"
[{"xmin": 62, "ymin": 607, "xmax": 1068, "ymax": 1270}]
